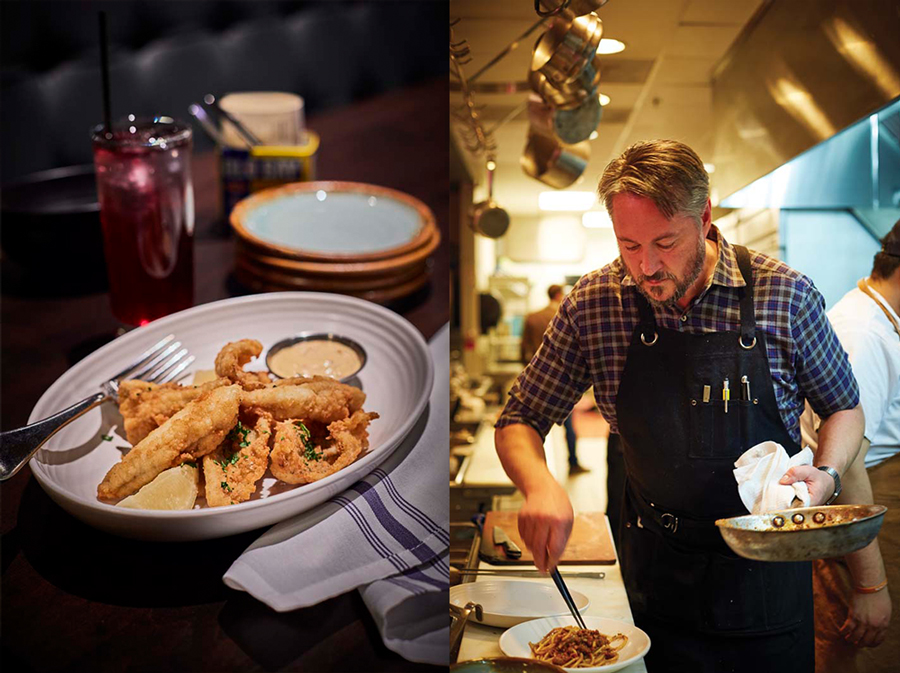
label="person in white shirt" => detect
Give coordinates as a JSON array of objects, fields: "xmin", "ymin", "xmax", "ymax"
[{"xmin": 801, "ymin": 221, "xmax": 900, "ymax": 673}]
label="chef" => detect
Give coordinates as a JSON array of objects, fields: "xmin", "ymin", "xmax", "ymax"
[{"xmin": 494, "ymin": 139, "xmax": 864, "ymax": 672}]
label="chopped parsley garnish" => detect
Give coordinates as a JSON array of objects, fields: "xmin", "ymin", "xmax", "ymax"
[
  {"xmin": 101, "ymin": 434, "xmax": 113, "ymax": 441},
  {"xmin": 294, "ymin": 421, "xmax": 322, "ymax": 462},
  {"xmin": 184, "ymin": 461, "xmax": 197, "ymax": 468},
  {"xmin": 227, "ymin": 420, "xmax": 252, "ymax": 448},
  {"xmin": 220, "ymin": 481, "xmax": 232, "ymax": 493}
]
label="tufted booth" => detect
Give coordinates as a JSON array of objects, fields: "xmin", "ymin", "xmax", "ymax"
[{"xmin": 0, "ymin": 0, "xmax": 445, "ymax": 183}]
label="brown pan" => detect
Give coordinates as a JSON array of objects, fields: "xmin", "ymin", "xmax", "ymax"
[{"xmin": 716, "ymin": 504, "xmax": 887, "ymax": 562}]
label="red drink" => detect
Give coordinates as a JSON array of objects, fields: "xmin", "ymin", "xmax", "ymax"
[{"xmin": 92, "ymin": 117, "xmax": 194, "ymax": 326}]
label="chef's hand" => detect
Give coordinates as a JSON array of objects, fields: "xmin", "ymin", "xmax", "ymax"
[
  {"xmin": 517, "ymin": 478, "xmax": 573, "ymax": 574},
  {"xmin": 778, "ymin": 465, "xmax": 836, "ymax": 506},
  {"xmin": 842, "ymin": 587, "xmax": 891, "ymax": 648}
]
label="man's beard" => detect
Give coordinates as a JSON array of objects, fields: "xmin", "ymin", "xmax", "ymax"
[{"xmin": 635, "ymin": 236, "xmax": 706, "ymax": 308}]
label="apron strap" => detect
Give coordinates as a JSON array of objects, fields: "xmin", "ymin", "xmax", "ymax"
[{"xmin": 733, "ymin": 245, "xmax": 757, "ymax": 349}]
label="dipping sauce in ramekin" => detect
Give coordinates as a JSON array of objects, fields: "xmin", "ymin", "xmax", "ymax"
[{"xmin": 266, "ymin": 333, "xmax": 366, "ymax": 382}]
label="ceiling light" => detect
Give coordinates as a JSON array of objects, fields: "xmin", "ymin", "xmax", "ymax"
[
  {"xmin": 486, "ymin": 159, "xmax": 497, "ymax": 171},
  {"xmin": 583, "ymin": 211, "xmax": 613, "ymax": 228},
  {"xmin": 539, "ymin": 191, "xmax": 596, "ymax": 211},
  {"xmin": 589, "ymin": 131, "xmax": 599, "ymax": 140},
  {"xmin": 703, "ymin": 163, "xmax": 716, "ymax": 174},
  {"xmin": 599, "ymin": 94, "xmax": 611, "ymax": 106},
  {"xmin": 597, "ymin": 39, "xmax": 625, "ymax": 55}
]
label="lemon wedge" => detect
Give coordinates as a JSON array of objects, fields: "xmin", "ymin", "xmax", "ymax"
[{"xmin": 116, "ymin": 464, "xmax": 200, "ymax": 510}]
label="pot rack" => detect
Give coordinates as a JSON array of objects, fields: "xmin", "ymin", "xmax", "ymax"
[{"xmin": 449, "ymin": 0, "xmax": 610, "ymax": 176}]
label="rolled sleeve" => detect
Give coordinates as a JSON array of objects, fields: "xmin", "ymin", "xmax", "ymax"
[
  {"xmin": 496, "ymin": 294, "xmax": 592, "ymax": 437},
  {"xmin": 793, "ymin": 285, "xmax": 860, "ymax": 417}
]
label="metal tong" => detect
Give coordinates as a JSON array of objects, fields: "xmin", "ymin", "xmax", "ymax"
[{"xmin": 551, "ymin": 567, "xmax": 587, "ymax": 629}]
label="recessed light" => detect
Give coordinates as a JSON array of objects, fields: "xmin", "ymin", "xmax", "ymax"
[
  {"xmin": 589, "ymin": 131, "xmax": 599, "ymax": 140},
  {"xmin": 597, "ymin": 39, "xmax": 626, "ymax": 55},
  {"xmin": 539, "ymin": 191, "xmax": 596, "ymax": 211},
  {"xmin": 703, "ymin": 163, "xmax": 716, "ymax": 174},
  {"xmin": 583, "ymin": 211, "xmax": 613, "ymax": 228},
  {"xmin": 486, "ymin": 159, "xmax": 497, "ymax": 171},
  {"xmin": 599, "ymin": 94, "xmax": 611, "ymax": 106}
]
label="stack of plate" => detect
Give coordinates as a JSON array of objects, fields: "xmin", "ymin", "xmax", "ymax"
[{"xmin": 230, "ymin": 181, "xmax": 440, "ymax": 303}]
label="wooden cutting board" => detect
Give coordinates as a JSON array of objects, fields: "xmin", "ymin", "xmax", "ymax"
[{"xmin": 480, "ymin": 511, "xmax": 617, "ymax": 565}]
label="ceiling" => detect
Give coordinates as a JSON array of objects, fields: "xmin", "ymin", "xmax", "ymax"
[{"xmin": 450, "ymin": 0, "xmax": 766, "ymax": 216}]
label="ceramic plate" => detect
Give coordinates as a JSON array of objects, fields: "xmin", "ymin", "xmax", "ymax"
[
  {"xmin": 231, "ymin": 181, "xmax": 436, "ymax": 261},
  {"xmin": 499, "ymin": 616, "xmax": 651, "ymax": 673},
  {"xmin": 28, "ymin": 292, "xmax": 433, "ymax": 541},
  {"xmin": 450, "ymin": 581, "xmax": 590, "ymax": 628}
]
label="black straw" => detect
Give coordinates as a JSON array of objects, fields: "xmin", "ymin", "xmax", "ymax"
[{"xmin": 99, "ymin": 11, "xmax": 112, "ymax": 134}]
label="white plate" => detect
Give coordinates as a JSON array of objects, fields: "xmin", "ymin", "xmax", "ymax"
[
  {"xmin": 499, "ymin": 616, "xmax": 651, "ymax": 673},
  {"xmin": 450, "ymin": 580, "xmax": 590, "ymax": 628},
  {"xmin": 28, "ymin": 292, "xmax": 433, "ymax": 541}
]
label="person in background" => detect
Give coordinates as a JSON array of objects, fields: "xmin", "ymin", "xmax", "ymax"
[
  {"xmin": 801, "ymin": 220, "xmax": 900, "ymax": 673},
  {"xmin": 495, "ymin": 139, "xmax": 864, "ymax": 672},
  {"xmin": 521, "ymin": 284, "xmax": 587, "ymax": 474}
]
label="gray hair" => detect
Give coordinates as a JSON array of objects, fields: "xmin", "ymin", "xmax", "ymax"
[{"xmin": 597, "ymin": 139, "xmax": 709, "ymax": 222}]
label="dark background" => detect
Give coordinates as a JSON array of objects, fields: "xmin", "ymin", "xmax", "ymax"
[{"xmin": 1, "ymin": 0, "xmax": 445, "ymax": 182}]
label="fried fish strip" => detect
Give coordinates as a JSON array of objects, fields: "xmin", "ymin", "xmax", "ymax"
[
  {"xmin": 215, "ymin": 339, "xmax": 271, "ymax": 389},
  {"xmin": 241, "ymin": 379, "xmax": 366, "ymax": 423},
  {"xmin": 98, "ymin": 385, "xmax": 242, "ymax": 501},
  {"xmin": 203, "ymin": 414, "xmax": 273, "ymax": 507},
  {"xmin": 118, "ymin": 378, "xmax": 231, "ymax": 444},
  {"xmin": 269, "ymin": 409, "xmax": 378, "ymax": 484}
]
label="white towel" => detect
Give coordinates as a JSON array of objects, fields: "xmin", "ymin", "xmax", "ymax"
[
  {"xmin": 223, "ymin": 324, "xmax": 450, "ymax": 666},
  {"xmin": 733, "ymin": 441, "xmax": 815, "ymax": 514}
]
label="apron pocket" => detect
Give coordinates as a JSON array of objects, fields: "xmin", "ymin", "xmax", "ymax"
[{"xmin": 689, "ymin": 398, "xmax": 752, "ymax": 460}]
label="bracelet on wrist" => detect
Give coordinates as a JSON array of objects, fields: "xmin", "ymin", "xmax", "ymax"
[{"xmin": 854, "ymin": 579, "xmax": 889, "ymax": 594}]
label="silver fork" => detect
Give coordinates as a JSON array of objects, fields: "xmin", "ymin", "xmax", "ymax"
[{"xmin": 0, "ymin": 334, "xmax": 195, "ymax": 482}]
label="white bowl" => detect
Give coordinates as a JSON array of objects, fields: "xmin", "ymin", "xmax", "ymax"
[
  {"xmin": 499, "ymin": 616, "xmax": 651, "ymax": 673},
  {"xmin": 28, "ymin": 292, "xmax": 433, "ymax": 541},
  {"xmin": 450, "ymin": 580, "xmax": 590, "ymax": 628}
]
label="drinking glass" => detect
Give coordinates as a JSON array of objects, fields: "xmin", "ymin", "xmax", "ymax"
[{"xmin": 91, "ymin": 116, "xmax": 194, "ymax": 326}]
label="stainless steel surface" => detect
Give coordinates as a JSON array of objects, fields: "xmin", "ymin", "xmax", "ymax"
[
  {"xmin": 712, "ymin": 0, "xmax": 900, "ymax": 200},
  {"xmin": 550, "ymin": 567, "xmax": 587, "ymax": 629},
  {"xmin": 264, "ymin": 332, "xmax": 367, "ymax": 383},
  {"xmin": 0, "ymin": 334, "xmax": 194, "ymax": 481},
  {"xmin": 716, "ymin": 504, "xmax": 887, "ymax": 562}
]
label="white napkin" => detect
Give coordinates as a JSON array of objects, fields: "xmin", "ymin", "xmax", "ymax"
[
  {"xmin": 733, "ymin": 441, "xmax": 815, "ymax": 514},
  {"xmin": 223, "ymin": 324, "xmax": 450, "ymax": 666}
]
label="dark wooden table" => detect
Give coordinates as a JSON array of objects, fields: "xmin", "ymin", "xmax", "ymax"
[{"xmin": 1, "ymin": 78, "xmax": 448, "ymax": 673}]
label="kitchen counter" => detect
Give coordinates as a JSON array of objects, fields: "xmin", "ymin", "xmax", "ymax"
[{"xmin": 455, "ymin": 517, "xmax": 648, "ymax": 672}]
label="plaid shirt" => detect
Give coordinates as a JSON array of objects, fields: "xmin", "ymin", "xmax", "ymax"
[{"xmin": 497, "ymin": 227, "xmax": 860, "ymax": 444}]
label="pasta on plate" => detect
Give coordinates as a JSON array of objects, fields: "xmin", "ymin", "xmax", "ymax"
[{"xmin": 529, "ymin": 626, "xmax": 628, "ymax": 668}]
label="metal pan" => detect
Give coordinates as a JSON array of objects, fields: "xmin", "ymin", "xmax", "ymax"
[
  {"xmin": 716, "ymin": 504, "xmax": 887, "ymax": 562},
  {"xmin": 532, "ymin": 13, "xmax": 603, "ymax": 87},
  {"xmin": 521, "ymin": 127, "xmax": 590, "ymax": 188},
  {"xmin": 554, "ymin": 92, "xmax": 602, "ymax": 144}
]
